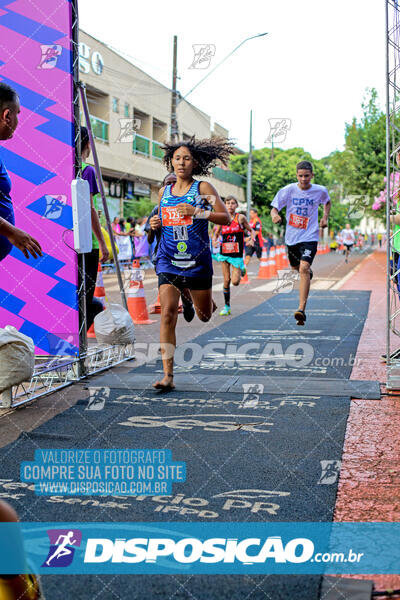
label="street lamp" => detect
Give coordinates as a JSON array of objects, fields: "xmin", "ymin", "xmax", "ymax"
[{"xmin": 178, "ymin": 32, "xmax": 268, "ymax": 104}]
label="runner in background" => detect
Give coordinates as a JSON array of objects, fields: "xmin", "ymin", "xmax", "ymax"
[
  {"xmin": 212, "ymin": 196, "xmax": 255, "ymax": 315},
  {"xmin": 271, "ymin": 160, "xmax": 330, "ymax": 326},
  {"xmin": 244, "ymin": 207, "xmax": 263, "ymax": 268},
  {"xmin": 265, "ymin": 231, "xmax": 274, "ymax": 256},
  {"xmin": 340, "ymin": 223, "xmax": 355, "ymax": 263},
  {"xmin": 149, "ymin": 137, "xmax": 232, "ymax": 391}
]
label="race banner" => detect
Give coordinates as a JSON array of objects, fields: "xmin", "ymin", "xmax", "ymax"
[
  {"xmin": 0, "ymin": 522, "xmax": 398, "ymax": 575},
  {"xmin": 0, "ymin": 0, "xmax": 78, "ymax": 355}
]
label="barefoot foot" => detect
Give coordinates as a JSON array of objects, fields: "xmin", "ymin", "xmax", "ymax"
[{"xmin": 152, "ymin": 374, "xmax": 175, "ymax": 392}]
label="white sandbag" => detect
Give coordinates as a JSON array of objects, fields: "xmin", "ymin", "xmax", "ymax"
[
  {"xmin": 0, "ymin": 326, "xmax": 35, "ymax": 392},
  {"xmin": 94, "ymin": 303, "xmax": 135, "ymax": 345}
]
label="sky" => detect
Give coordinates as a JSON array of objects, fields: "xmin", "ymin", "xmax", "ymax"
[{"xmin": 79, "ymin": 0, "xmax": 386, "ymax": 159}]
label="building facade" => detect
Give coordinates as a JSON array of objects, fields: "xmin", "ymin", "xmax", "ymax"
[{"xmin": 79, "ymin": 31, "xmax": 245, "ymax": 218}]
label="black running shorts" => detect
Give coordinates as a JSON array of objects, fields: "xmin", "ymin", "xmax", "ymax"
[
  {"xmin": 286, "ymin": 241, "xmax": 318, "ymax": 267},
  {"xmin": 158, "ymin": 272, "xmax": 212, "ymax": 290},
  {"xmin": 245, "ymin": 243, "xmax": 262, "ymax": 259}
]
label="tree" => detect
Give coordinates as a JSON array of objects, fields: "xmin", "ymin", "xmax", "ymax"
[{"xmin": 323, "ymin": 88, "xmax": 386, "ymax": 222}]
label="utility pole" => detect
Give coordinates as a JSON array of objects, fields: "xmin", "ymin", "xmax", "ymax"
[
  {"xmin": 170, "ymin": 35, "xmax": 179, "ymax": 142},
  {"xmin": 246, "ymin": 110, "xmax": 253, "ymax": 221}
]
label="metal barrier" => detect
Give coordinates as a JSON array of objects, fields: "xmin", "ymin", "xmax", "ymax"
[
  {"xmin": 386, "ymin": 0, "xmax": 400, "ymax": 390},
  {"xmin": 0, "ymin": 344, "xmax": 135, "ymax": 410}
]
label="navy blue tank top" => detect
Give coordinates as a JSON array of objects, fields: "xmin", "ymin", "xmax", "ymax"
[
  {"xmin": 0, "ymin": 154, "xmax": 14, "ymax": 262},
  {"xmin": 156, "ymin": 180, "xmax": 212, "ymax": 277}
]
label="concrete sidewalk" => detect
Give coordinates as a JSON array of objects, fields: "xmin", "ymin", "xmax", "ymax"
[{"xmin": 334, "ymin": 249, "xmax": 400, "ymax": 591}]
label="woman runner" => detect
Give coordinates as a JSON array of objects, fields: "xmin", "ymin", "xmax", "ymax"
[
  {"xmin": 149, "ymin": 136, "xmax": 233, "ymax": 391},
  {"xmin": 212, "ymin": 196, "xmax": 255, "ymax": 315}
]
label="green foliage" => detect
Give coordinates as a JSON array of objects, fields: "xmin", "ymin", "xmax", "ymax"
[
  {"xmin": 323, "ymin": 88, "xmax": 386, "ymax": 223},
  {"xmin": 123, "ymin": 197, "xmax": 155, "ymax": 220}
]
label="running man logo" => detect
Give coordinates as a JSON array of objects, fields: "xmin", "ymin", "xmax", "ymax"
[
  {"xmin": 42, "ymin": 195, "xmax": 67, "ymax": 220},
  {"xmin": 129, "ymin": 269, "xmax": 145, "ymax": 282},
  {"xmin": 273, "ymin": 269, "xmax": 299, "ymax": 294},
  {"xmin": 47, "ymin": 334, "xmax": 77, "ymax": 356},
  {"xmin": 42, "ymin": 529, "xmax": 82, "ymax": 567},
  {"xmin": 318, "ymin": 460, "xmax": 341, "ymax": 485},
  {"xmin": 265, "ymin": 118, "xmax": 291, "ymax": 144},
  {"xmin": 241, "ymin": 383, "xmax": 264, "ymax": 408},
  {"xmin": 37, "ymin": 45, "xmax": 63, "ymax": 69},
  {"xmin": 346, "ymin": 195, "xmax": 369, "ymax": 220},
  {"xmin": 189, "ymin": 44, "xmax": 216, "ymax": 69},
  {"xmin": 116, "ymin": 118, "xmax": 141, "ymax": 143},
  {"xmin": 86, "ymin": 387, "xmax": 110, "ymax": 411}
]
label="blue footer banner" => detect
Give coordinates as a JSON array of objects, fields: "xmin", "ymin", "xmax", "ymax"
[{"xmin": 1, "ymin": 522, "xmax": 400, "ymax": 575}]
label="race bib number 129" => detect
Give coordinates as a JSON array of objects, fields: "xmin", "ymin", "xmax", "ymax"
[{"xmin": 162, "ymin": 207, "xmax": 192, "ymax": 226}]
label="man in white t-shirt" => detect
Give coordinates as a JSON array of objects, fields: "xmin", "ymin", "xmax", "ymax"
[
  {"xmin": 341, "ymin": 223, "xmax": 355, "ymax": 263},
  {"xmin": 270, "ymin": 160, "xmax": 331, "ymax": 326}
]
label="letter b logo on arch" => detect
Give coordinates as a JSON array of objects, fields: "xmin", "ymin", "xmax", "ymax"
[{"xmin": 42, "ymin": 529, "xmax": 82, "ymax": 568}]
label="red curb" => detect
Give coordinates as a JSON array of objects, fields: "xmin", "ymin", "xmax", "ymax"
[{"xmin": 334, "ymin": 250, "xmax": 400, "ymax": 588}]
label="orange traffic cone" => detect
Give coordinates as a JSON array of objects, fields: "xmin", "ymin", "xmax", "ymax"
[
  {"xmin": 149, "ymin": 292, "xmax": 161, "ymax": 314},
  {"xmin": 150, "ymin": 291, "xmax": 183, "ymax": 314},
  {"xmin": 276, "ymin": 245, "xmax": 284, "ymax": 270},
  {"xmin": 240, "ymin": 269, "xmax": 250, "ymax": 284},
  {"xmin": 282, "ymin": 246, "xmax": 289, "ymax": 268},
  {"xmin": 88, "ymin": 262, "xmax": 107, "ymax": 338},
  {"xmin": 257, "ymin": 247, "xmax": 270, "ymax": 279},
  {"xmin": 268, "ymin": 247, "xmax": 278, "ymax": 278},
  {"xmin": 93, "ymin": 262, "xmax": 106, "ymax": 306},
  {"xmin": 127, "ymin": 274, "xmax": 156, "ymax": 324}
]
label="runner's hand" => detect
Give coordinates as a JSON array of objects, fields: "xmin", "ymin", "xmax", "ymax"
[
  {"xmin": 6, "ymin": 225, "xmax": 42, "ymax": 259},
  {"xmin": 99, "ymin": 241, "xmax": 109, "ymax": 263},
  {"xmin": 176, "ymin": 203, "xmax": 195, "ymax": 216},
  {"xmin": 320, "ymin": 217, "xmax": 328, "ymax": 228},
  {"xmin": 149, "ymin": 215, "xmax": 161, "ymax": 230},
  {"xmin": 271, "ymin": 213, "xmax": 282, "ymax": 224}
]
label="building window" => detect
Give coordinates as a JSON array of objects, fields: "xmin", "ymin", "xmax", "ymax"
[
  {"xmin": 112, "ymin": 97, "xmax": 119, "ymax": 113},
  {"xmin": 124, "ymin": 102, "xmax": 129, "ymax": 117}
]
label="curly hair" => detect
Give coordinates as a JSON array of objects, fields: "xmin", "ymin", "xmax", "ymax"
[{"xmin": 162, "ymin": 136, "xmax": 236, "ymax": 176}]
